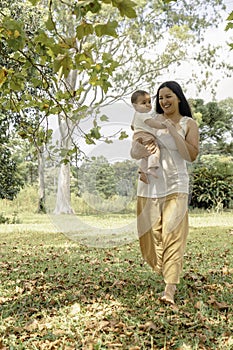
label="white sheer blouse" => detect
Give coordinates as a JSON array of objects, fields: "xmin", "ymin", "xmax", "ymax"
[{"xmin": 137, "ymin": 116, "xmax": 191, "ymax": 198}]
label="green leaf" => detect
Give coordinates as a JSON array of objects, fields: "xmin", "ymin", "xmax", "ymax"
[
  {"xmin": 90, "ymin": 126, "xmax": 101, "ymax": 139},
  {"xmin": 88, "ymin": 0, "xmax": 101, "ymax": 13},
  {"xmin": 31, "ymin": 78, "xmax": 42, "ymax": 88},
  {"xmin": 112, "ymin": 0, "xmax": 137, "ymax": 18},
  {"xmin": 74, "ymin": 0, "xmax": 102, "ymax": 17},
  {"xmin": 102, "ymin": 52, "xmax": 113, "ymax": 62},
  {"xmin": 0, "ymin": 68, "xmax": 8, "ymax": 88},
  {"xmin": 28, "ymin": 0, "xmax": 40, "ymax": 4},
  {"xmin": 226, "ymin": 11, "xmax": 233, "ymax": 21},
  {"xmin": 85, "ymin": 135, "xmax": 96, "ymax": 144},
  {"xmin": 2, "ymin": 18, "xmax": 26, "ymax": 50},
  {"xmin": 76, "ymin": 23, "xmax": 94, "ymax": 40},
  {"xmin": 53, "ymin": 54, "xmax": 73, "ymax": 78},
  {"xmin": 45, "ymin": 16, "xmax": 55, "ymax": 31},
  {"xmin": 102, "ymin": 78, "xmax": 112, "ymax": 93},
  {"xmin": 225, "ymin": 22, "xmax": 233, "ymax": 31},
  {"xmin": 95, "ymin": 21, "xmax": 118, "ymax": 37},
  {"xmin": 9, "ymin": 73, "xmax": 25, "ymax": 91},
  {"xmin": 75, "ymin": 53, "xmax": 93, "ymax": 69},
  {"xmin": 119, "ymin": 131, "xmax": 128, "ymax": 140},
  {"xmin": 100, "ymin": 115, "xmax": 109, "ymax": 122}
]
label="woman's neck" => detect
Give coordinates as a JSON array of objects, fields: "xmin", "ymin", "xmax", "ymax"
[{"xmin": 163, "ymin": 112, "xmax": 182, "ymax": 123}]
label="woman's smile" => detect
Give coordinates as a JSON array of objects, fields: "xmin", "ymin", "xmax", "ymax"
[{"xmin": 159, "ymin": 87, "xmax": 180, "ymax": 117}]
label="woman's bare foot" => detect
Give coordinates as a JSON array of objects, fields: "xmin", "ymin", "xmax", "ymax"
[{"xmin": 160, "ymin": 284, "xmax": 176, "ymax": 304}]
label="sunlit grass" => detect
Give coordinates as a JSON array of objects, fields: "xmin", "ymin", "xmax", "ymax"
[{"xmin": 0, "ymin": 211, "xmax": 232, "ymax": 349}]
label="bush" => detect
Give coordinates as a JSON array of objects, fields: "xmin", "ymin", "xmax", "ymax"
[
  {"xmin": 190, "ymin": 155, "xmax": 233, "ymax": 211},
  {"xmin": 0, "ymin": 185, "xmax": 38, "ymax": 215}
]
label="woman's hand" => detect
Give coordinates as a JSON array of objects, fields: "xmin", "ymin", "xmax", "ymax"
[
  {"xmin": 130, "ymin": 141, "xmax": 150, "ymax": 160},
  {"xmin": 161, "ymin": 119, "xmax": 176, "ymax": 130},
  {"xmin": 162, "ymin": 119, "xmax": 199, "ymax": 162}
]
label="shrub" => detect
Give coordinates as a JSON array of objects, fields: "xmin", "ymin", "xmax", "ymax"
[
  {"xmin": 0, "ymin": 185, "xmax": 38, "ymax": 214},
  {"xmin": 190, "ymin": 155, "xmax": 233, "ymax": 210}
]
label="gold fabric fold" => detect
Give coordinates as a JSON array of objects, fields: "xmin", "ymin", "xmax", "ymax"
[{"xmin": 137, "ymin": 193, "xmax": 188, "ymax": 284}]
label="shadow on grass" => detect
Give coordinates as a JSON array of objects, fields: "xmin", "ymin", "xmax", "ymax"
[{"xmin": 0, "ymin": 227, "xmax": 233, "ymax": 349}]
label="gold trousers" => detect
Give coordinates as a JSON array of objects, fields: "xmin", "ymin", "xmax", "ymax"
[{"xmin": 137, "ymin": 193, "xmax": 188, "ymax": 284}]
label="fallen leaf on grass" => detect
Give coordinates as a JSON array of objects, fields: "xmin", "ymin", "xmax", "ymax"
[
  {"xmin": 176, "ymin": 344, "xmax": 192, "ymax": 350},
  {"xmin": 24, "ymin": 319, "xmax": 39, "ymax": 331},
  {"xmin": 69, "ymin": 302, "xmax": 81, "ymax": 316},
  {"xmin": 98, "ymin": 320, "xmax": 110, "ymax": 330},
  {"xmin": 110, "ymin": 280, "xmax": 126, "ymax": 289},
  {"xmin": 0, "ymin": 340, "xmax": 7, "ymax": 350},
  {"xmin": 194, "ymin": 300, "xmax": 204, "ymax": 310},
  {"xmin": 0, "ymin": 297, "xmax": 10, "ymax": 304},
  {"xmin": 138, "ymin": 320, "xmax": 157, "ymax": 331},
  {"xmin": 222, "ymin": 266, "xmax": 233, "ymax": 275},
  {"xmin": 207, "ymin": 295, "xmax": 229, "ymax": 311}
]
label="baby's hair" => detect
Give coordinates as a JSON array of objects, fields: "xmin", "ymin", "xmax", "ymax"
[{"xmin": 131, "ymin": 90, "xmax": 149, "ymax": 104}]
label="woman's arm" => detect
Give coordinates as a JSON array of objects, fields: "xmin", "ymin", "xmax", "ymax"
[{"xmin": 162, "ymin": 119, "xmax": 199, "ymax": 162}]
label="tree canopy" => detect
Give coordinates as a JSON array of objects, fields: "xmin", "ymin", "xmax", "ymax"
[
  {"xmin": 0, "ymin": 112, "xmax": 23, "ymax": 199},
  {"xmin": 191, "ymin": 97, "xmax": 233, "ymax": 155},
  {"xmin": 0, "ymin": 0, "xmax": 232, "ymax": 206},
  {"xmin": 0, "ymin": 0, "xmax": 230, "ymax": 151}
]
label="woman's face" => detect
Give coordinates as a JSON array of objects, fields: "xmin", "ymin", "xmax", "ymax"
[{"xmin": 158, "ymin": 87, "xmax": 180, "ymax": 116}]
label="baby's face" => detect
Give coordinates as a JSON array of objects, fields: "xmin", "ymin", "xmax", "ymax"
[{"xmin": 134, "ymin": 94, "xmax": 152, "ymax": 113}]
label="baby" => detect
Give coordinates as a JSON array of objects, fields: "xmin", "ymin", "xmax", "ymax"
[{"xmin": 131, "ymin": 90, "xmax": 166, "ymax": 184}]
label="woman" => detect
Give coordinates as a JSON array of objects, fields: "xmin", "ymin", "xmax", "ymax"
[{"xmin": 131, "ymin": 81, "xmax": 199, "ymax": 304}]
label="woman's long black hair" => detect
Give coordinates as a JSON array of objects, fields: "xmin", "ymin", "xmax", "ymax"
[{"xmin": 155, "ymin": 81, "xmax": 193, "ymax": 118}]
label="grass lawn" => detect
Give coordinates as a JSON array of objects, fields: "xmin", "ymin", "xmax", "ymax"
[{"xmin": 0, "ymin": 211, "xmax": 232, "ymax": 349}]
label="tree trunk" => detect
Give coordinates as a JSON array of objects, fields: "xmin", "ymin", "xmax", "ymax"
[
  {"xmin": 54, "ymin": 161, "xmax": 74, "ymax": 214},
  {"xmin": 53, "ymin": 69, "xmax": 78, "ymax": 214},
  {"xmin": 37, "ymin": 145, "xmax": 46, "ymax": 213}
]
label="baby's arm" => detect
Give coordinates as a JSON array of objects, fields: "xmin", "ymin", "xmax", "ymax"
[{"xmin": 145, "ymin": 118, "xmax": 167, "ymax": 129}]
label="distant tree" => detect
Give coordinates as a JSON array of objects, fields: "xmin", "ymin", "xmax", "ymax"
[
  {"xmin": 75, "ymin": 157, "xmax": 138, "ymax": 202},
  {"xmin": 0, "ymin": 112, "xmax": 23, "ymax": 200},
  {"xmin": 190, "ymin": 98, "xmax": 233, "ymax": 155},
  {"xmin": 112, "ymin": 160, "xmax": 138, "ymax": 198},
  {"xmin": 77, "ymin": 156, "xmax": 116, "ymax": 199}
]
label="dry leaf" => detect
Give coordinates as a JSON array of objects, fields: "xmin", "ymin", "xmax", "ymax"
[
  {"xmin": 98, "ymin": 320, "xmax": 110, "ymax": 330},
  {"xmin": 194, "ymin": 300, "xmax": 204, "ymax": 310},
  {"xmin": 69, "ymin": 302, "xmax": 81, "ymax": 316},
  {"xmin": 207, "ymin": 295, "xmax": 229, "ymax": 311},
  {"xmin": 144, "ymin": 321, "xmax": 157, "ymax": 331},
  {"xmin": 0, "ymin": 340, "xmax": 7, "ymax": 350},
  {"xmin": 24, "ymin": 319, "xmax": 39, "ymax": 331}
]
